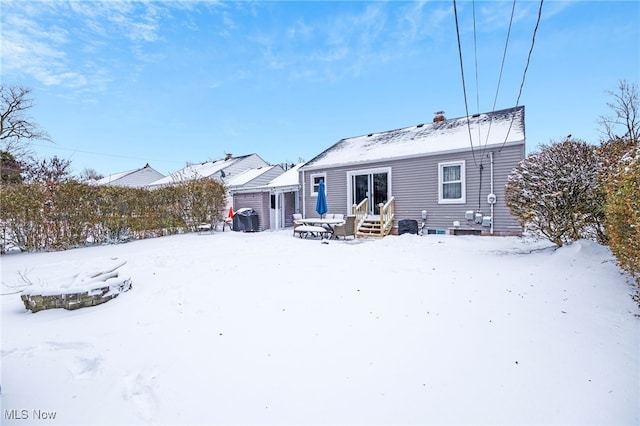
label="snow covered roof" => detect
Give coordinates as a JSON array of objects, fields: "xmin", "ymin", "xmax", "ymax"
[
  {"xmin": 267, "ymin": 163, "xmax": 304, "ymax": 188},
  {"xmin": 229, "ymin": 163, "xmax": 304, "ymax": 194},
  {"xmin": 150, "ymin": 160, "xmax": 234, "ymax": 186},
  {"xmin": 94, "ymin": 164, "xmax": 165, "ymax": 188},
  {"xmin": 302, "ymin": 106, "xmax": 525, "ymax": 170},
  {"xmin": 96, "ymin": 169, "xmax": 134, "ymax": 185},
  {"xmin": 225, "ymin": 166, "xmax": 278, "ymax": 187},
  {"xmin": 147, "ymin": 156, "xmax": 246, "ymax": 187}
]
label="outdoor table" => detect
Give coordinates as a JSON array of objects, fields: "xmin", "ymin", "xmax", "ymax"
[{"xmin": 296, "ymin": 218, "xmax": 345, "ymax": 236}]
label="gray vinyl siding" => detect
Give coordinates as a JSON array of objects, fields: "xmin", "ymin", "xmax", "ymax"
[
  {"xmin": 300, "ymin": 142, "xmax": 524, "ymax": 235},
  {"xmin": 223, "ymin": 154, "xmax": 270, "ymax": 180},
  {"xmin": 104, "ymin": 168, "xmax": 165, "ymax": 188},
  {"xmin": 391, "ymin": 144, "xmax": 524, "ymax": 234},
  {"xmin": 245, "ymin": 167, "xmax": 284, "ymax": 188},
  {"xmin": 233, "ymin": 192, "xmax": 270, "ymax": 231},
  {"xmin": 227, "ymin": 167, "xmax": 284, "ymax": 193},
  {"xmin": 300, "ymin": 170, "xmax": 350, "ymax": 218}
]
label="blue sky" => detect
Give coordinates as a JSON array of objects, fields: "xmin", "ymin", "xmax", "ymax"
[{"xmin": 2, "ymin": 0, "xmax": 639, "ymax": 176}]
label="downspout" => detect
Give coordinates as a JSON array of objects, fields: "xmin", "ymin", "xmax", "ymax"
[
  {"xmin": 477, "ymin": 164, "xmax": 483, "ymax": 213},
  {"xmin": 301, "ymin": 170, "xmax": 306, "ymax": 218},
  {"xmin": 490, "ymin": 151, "xmax": 494, "ymax": 235}
]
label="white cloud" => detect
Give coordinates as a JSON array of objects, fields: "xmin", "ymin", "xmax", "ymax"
[{"xmin": 0, "ymin": 0, "xmax": 165, "ymax": 95}]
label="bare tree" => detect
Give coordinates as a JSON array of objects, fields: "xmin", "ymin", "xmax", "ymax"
[
  {"xmin": 598, "ymin": 79, "xmax": 639, "ymax": 143},
  {"xmin": 0, "ymin": 85, "xmax": 52, "ymax": 159},
  {"xmin": 79, "ymin": 167, "xmax": 104, "ymax": 182},
  {"xmin": 22, "ymin": 156, "xmax": 72, "ymax": 184}
]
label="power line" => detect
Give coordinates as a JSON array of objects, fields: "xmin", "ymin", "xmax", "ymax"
[
  {"xmin": 515, "ymin": 0, "xmax": 543, "ymax": 109},
  {"xmin": 29, "ymin": 142, "xmax": 185, "ymax": 166},
  {"xmin": 472, "ymin": 0, "xmax": 481, "ymax": 116},
  {"xmin": 498, "ymin": 0, "xmax": 544, "ymax": 153},
  {"xmin": 472, "ymin": 0, "xmax": 482, "ymax": 157},
  {"xmin": 479, "ymin": 0, "xmax": 517, "ymax": 163},
  {"xmin": 453, "ymin": 0, "xmax": 479, "ymax": 167}
]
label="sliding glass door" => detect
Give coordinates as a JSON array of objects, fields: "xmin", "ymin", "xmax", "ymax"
[{"xmin": 350, "ymin": 170, "xmax": 389, "ymax": 215}]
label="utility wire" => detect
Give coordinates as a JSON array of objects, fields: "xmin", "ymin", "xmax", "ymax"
[
  {"xmin": 472, "ymin": 0, "xmax": 484, "ymax": 211},
  {"xmin": 472, "ymin": 0, "xmax": 482, "ymax": 152},
  {"xmin": 479, "ymin": 0, "xmax": 517, "ymax": 162},
  {"xmin": 453, "ymin": 0, "xmax": 478, "ymax": 167},
  {"xmin": 29, "ymin": 142, "xmax": 185, "ymax": 165},
  {"xmin": 499, "ymin": 0, "xmax": 544, "ymax": 152},
  {"xmin": 472, "ymin": 0, "xmax": 481, "ymax": 115}
]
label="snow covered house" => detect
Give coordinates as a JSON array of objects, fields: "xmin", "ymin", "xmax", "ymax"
[
  {"xmin": 145, "ymin": 154, "xmax": 268, "ymax": 189},
  {"xmin": 94, "ymin": 163, "xmax": 165, "ymax": 188},
  {"xmin": 230, "ymin": 163, "xmax": 303, "ymax": 231},
  {"xmin": 298, "ymin": 106, "xmax": 526, "ymax": 236}
]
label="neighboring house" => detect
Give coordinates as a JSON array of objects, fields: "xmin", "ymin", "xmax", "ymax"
[
  {"xmin": 298, "ymin": 106, "xmax": 526, "ymax": 236},
  {"xmin": 145, "ymin": 153, "xmax": 269, "ymax": 189},
  {"xmin": 94, "ymin": 163, "xmax": 165, "ymax": 188},
  {"xmin": 225, "ymin": 165, "xmax": 285, "ymax": 193},
  {"xmin": 231, "ymin": 163, "xmax": 303, "ymax": 231}
]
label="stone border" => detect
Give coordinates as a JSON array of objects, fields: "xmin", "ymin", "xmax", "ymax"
[{"xmin": 21, "ymin": 278, "xmax": 132, "ymax": 313}]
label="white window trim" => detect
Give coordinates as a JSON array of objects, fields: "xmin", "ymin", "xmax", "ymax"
[
  {"xmin": 346, "ymin": 167, "xmax": 392, "ymax": 211},
  {"xmin": 438, "ymin": 160, "xmax": 466, "ymax": 204},
  {"xmin": 310, "ymin": 173, "xmax": 326, "ymax": 197}
]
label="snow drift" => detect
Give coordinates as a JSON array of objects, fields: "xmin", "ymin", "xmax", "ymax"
[{"xmin": 1, "ymin": 232, "xmax": 638, "ymax": 425}]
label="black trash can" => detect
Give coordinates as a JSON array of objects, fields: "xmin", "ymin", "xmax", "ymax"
[
  {"xmin": 398, "ymin": 219, "xmax": 419, "ymax": 235},
  {"xmin": 232, "ymin": 208, "xmax": 260, "ymax": 232}
]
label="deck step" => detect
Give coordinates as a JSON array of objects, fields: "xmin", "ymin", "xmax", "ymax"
[{"xmin": 356, "ymin": 218, "xmax": 387, "ymax": 237}]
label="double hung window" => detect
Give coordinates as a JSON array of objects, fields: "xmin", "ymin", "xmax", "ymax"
[
  {"xmin": 310, "ymin": 173, "xmax": 326, "ymax": 197},
  {"xmin": 438, "ymin": 161, "xmax": 465, "ymax": 203}
]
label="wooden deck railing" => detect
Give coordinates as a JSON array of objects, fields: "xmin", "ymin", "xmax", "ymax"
[
  {"xmin": 352, "ymin": 197, "xmax": 395, "ymax": 237},
  {"xmin": 379, "ymin": 197, "xmax": 395, "ymax": 235},
  {"xmin": 352, "ymin": 198, "xmax": 369, "ymax": 231}
]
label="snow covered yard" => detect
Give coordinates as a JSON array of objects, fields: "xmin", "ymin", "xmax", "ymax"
[{"xmin": 1, "ymin": 231, "xmax": 638, "ymax": 425}]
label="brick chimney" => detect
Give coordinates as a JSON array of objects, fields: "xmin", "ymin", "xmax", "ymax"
[{"xmin": 433, "ymin": 111, "xmax": 446, "ymax": 122}]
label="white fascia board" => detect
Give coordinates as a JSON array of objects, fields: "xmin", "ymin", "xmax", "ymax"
[{"xmin": 300, "ymin": 139, "xmax": 524, "ymax": 172}]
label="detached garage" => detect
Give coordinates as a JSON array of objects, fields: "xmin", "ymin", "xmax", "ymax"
[{"xmin": 229, "ymin": 164, "xmax": 303, "ymax": 231}]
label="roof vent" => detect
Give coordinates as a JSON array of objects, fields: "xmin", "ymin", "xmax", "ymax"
[
  {"xmin": 416, "ymin": 123, "xmax": 424, "ymax": 128},
  {"xmin": 433, "ymin": 111, "xmax": 446, "ymax": 122},
  {"xmin": 224, "ymin": 153, "xmax": 232, "ymax": 161},
  {"xmin": 367, "ymin": 133, "xmax": 374, "ymax": 137}
]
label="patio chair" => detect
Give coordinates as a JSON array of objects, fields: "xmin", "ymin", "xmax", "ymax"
[
  {"xmin": 197, "ymin": 222, "xmax": 213, "ymax": 234},
  {"xmin": 333, "ymin": 215, "xmax": 356, "ymax": 240}
]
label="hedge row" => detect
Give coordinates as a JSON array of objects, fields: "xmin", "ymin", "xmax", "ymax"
[
  {"xmin": 603, "ymin": 145, "xmax": 640, "ymax": 288},
  {"xmin": 0, "ymin": 178, "xmax": 226, "ymax": 253}
]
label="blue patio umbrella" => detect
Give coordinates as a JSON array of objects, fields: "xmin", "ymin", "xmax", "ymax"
[{"xmin": 315, "ymin": 179, "xmax": 328, "ymax": 218}]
